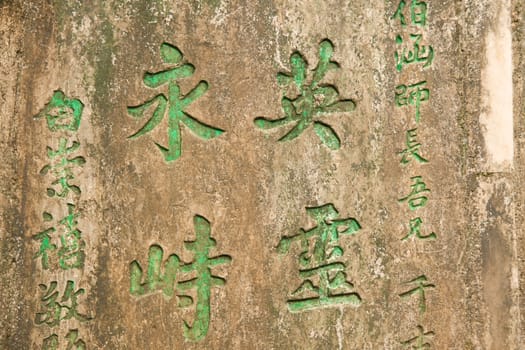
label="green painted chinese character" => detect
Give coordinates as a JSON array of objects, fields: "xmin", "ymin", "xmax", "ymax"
[
  {"xmin": 130, "ymin": 244, "xmax": 180, "ymax": 298},
  {"xmin": 42, "ymin": 330, "xmax": 85, "ymax": 350},
  {"xmin": 35, "ymin": 90, "xmax": 84, "ymax": 132},
  {"xmin": 399, "ymin": 275, "xmax": 435, "ymax": 313},
  {"xmin": 129, "ymin": 215, "xmax": 231, "ymax": 342},
  {"xmin": 399, "ymin": 129, "xmax": 428, "ymax": 164},
  {"xmin": 57, "ymin": 204, "xmax": 85, "ymax": 270},
  {"xmin": 277, "ymin": 204, "xmax": 361, "ymax": 311},
  {"xmin": 399, "ymin": 176, "xmax": 430, "ymax": 210},
  {"xmin": 35, "ymin": 281, "xmax": 91, "ymax": 327},
  {"xmin": 179, "ymin": 215, "xmax": 232, "ymax": 341},
  {"xmin": 64, "ymin": 329, "xmax": 86, "ymax": 350},
  {"xmin": 395, "ymin": 81, "xmax": 429, "ymax": 123},
  {"xmin": 402, "ymin": 217, "xmax": 437, "ymax": 241},
  {"xmin": 254, "ymin": 39, "xmax": 356, "ymax": 150},
  {"xmin": 40, "ymin": 138, "xmax": 86, "ymax": 198},
  {"xmin": 392, "ymin": 0, "xmax": 428, "ymax": 27},
  {"xmin": 33, "ymin": 206, "xmax": 85, "ymax": 271},
  {"xmin": 128, "ymin": 43, "xmax": 224, "ymax": 162},
  {"xmin": 395, "ymin": 34, "xmax": 434, "ymax": 72},
  {"xmin": 402, "ymin": 325, "xmax": 435, "ymax": 349},
  {"xmin": 33, "ymin": 212, "xmax": 57, "ymax": 270},
  {"xmin": 42, "ymin": 334, "xmax": 59, "ymax": 350}
]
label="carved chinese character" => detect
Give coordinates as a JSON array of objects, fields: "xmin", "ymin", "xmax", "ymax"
[
  {"xmin": 392, "ymin": 0, "xmax": 428, "ymax": 27},
  {"xmin": 399, "ymin": 176, "xmax": 430, "ymax": 210},
  {"xmin": 35, "ymin": 90, "xmax": 84, "ymax": 132},
  {"xmin": 128, "ymin": 43, "xmax": 224, "ymax": 162},
  {"xmin": 402, "ymin": 217, "xmax": 437, "ymax": 241},
  {"xmin": 35, "ymin": 281, "xmax": 91, "ymax": 327},
  {"xmin": 402, "ymin": 325, "xmax": 435, "ymax": 349},
  {"xmin": 395, "ymin": 34, "xmax": 434, "ymax": 72},
  {"xmin": 254, "ymin": 40, "xmax": 356, "ymax": 150},
  {"xmin": 277, "ymin": 204, "xmax": 361, "ymax": 311},
  {"xmin": 40, "ymin": 138, "xmax": 85, "ymax": 198},
  {"xmin": 42, "ymin": 330, "xmax": 86, "ymax": 350},
  {"xmin": 395, "ymin": 81, "xmax": 429, "ymax": 123},
  {"xmin": 130, "ymin": 215, "xmax": 231, "ymax": 342},
  {"xmin": 399, "ymin": 129, "xmax": 428, "ymax": 164},
  {"xmin": 33, "ymin": 206, "xmax": 85, "ymax": 271},
  {"xmin": 399, "ymin": 275, "xmax": 435, "ymax": 313}
]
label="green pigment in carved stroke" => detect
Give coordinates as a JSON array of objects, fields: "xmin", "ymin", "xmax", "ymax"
[
  {"xmin": 128, "ymin": 43, "xmax": 224, "ymax": 162},
  {"xmin": 129, "ymin": 215, "xmax": 231, "ymax": 342},
  {"xmin": 277, "ymin": 204, "xmax": 362, "ymax": 311},
  {"xmin": 254, "ymin": 39, "xmax": 355, "ymax": 150},
  {"xmin": 35, "ymin": 90, "xmax": 84, "ymax": 132}
]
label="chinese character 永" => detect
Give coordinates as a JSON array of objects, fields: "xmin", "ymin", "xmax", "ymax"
[{"xmin": 128, "ymin": 43, "xmax": 224, "ymax": 162}]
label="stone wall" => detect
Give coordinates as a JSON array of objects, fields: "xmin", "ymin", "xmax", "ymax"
[{"xmin": 0, "ymin": 1, "xmax": 523, "ymax": 349}]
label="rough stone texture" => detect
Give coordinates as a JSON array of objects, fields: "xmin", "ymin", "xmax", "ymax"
[{"xmin": 0, "ymin": 0, "xmax": 523, "ymax": 349}]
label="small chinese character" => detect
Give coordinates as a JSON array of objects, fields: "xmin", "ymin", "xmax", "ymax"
[
  {"xmin": 42, "ymin": 334, "xmax": 59, "ymax": 350},
  {"xmin": 33, "ymin": 212, "xmax": 57, "ymax": 270},
  {"xmin": 402, "ymin": 217, "xmax": 437, "ymax": 241},
  {"xmin": 41, "ymin": 330, "xmax": 86, "ymax": 350},
  {"xmin": 58, "ymin": 204, "xmax": 85, "ymax": 270},
  {"xmin": 35, "ymin": 90, "xmax": 84, "ymax": 132},
  {"xmin": 392, "ymin": 0, "xmax": 428, "ymax": 27},
  {"xmin": 128, "ymin": 43, "xmax": 224, "ymax": 162},
  {"xmin": 395, "ymin": 34, "xmax": 434, "ymax": 72},
  {"xmin": 35, "ymin": 280, "xmax": 91, "ymax": 327},
  {"xmin": 399, "ymin": 275, "xmax": 435, "ymax": 313},
  {"xmin": 395, "ymin": 81, "xmax": 429, "ymax": 123},
  {"xmin": 402, "ymin": 325, "xmax": 435, "ymax": 349},
  {"xmin": 254, "ymin": 39, "xmax": 356, "ymax": 150},
  {"xmin": 399, "ymin": 176, "xmax": 431, "ymax": 210},
  {"xmin": 399, "ymin": 129, "xmax": 428, "ymax": 164},
  {"xmin": 64, "ymin": 329, "xmax": 86, "ymax": 350},
  {"xmin": 40, "ymin": 138, "xmax": 85, "ymax": 198}
]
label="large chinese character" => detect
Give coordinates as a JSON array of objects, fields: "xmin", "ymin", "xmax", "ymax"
[
  {"xmin": 395, "ymin": 34, "xmax": 434, "ymax": 72},
  {"xmin": 35, "ymin": 90, "xmax": 84, "ymax": 132},
  {"xmin": 399, "ymin": 129, "xmax": 428, "ymax": 164},
  {"xmin": 254, "ymin": 39, "xmax": 356, "ymax": 150},
  {"xmin": 277, "ymin": 204, "xmax": 362, "ymax": 311},
  {"xmin": 392, "ymin": 0, "xmax": 428, "ymax": 27},
  {"xmin": 35, "ymin": 281, "xmax": 91, "ymax": 327},
  {"xmin": 128, "ymin": 43, "xmax": 224, "ymax": 162},
  {"xmin": 395, "ymin": 81, "xmax": 429, "ymax": 123},
  {"xmin": 402, "ymin": 325, "xmax": 435, "ymax": 349},
  {"xmin": 399, "ymin": 275, "xmax": 435, "ymax": 313},
  {"xmin": 129, "ymin": 215, "xmax": 231, "ymax": 342},
  {"xmin": 40, "ymin": 138, "xmax": 86, "ymax": 198},
  {"xmin": 399, "ymin": 176, "xmax": 430, "ymax": 210}
]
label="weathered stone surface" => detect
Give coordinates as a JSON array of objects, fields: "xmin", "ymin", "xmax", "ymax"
[{"xmin": 0, "ymin": 0, "xmax": 523, "ymax": 349}]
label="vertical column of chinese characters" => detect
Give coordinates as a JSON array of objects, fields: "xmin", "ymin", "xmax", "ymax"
[
  {"xmin": 391, "ymin": 1, "xmax": 437, "ymax": 348},
  {"xmin": 33, "ymin": 91, "xmax": 92, "ymax": 349},
  {"xmin": 126, "ymin": 43, "xmax": 232, "ymax": 343},
  {"xmin": 252, "ymin": 39, "xmax": 362, "ymax": 314}
]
